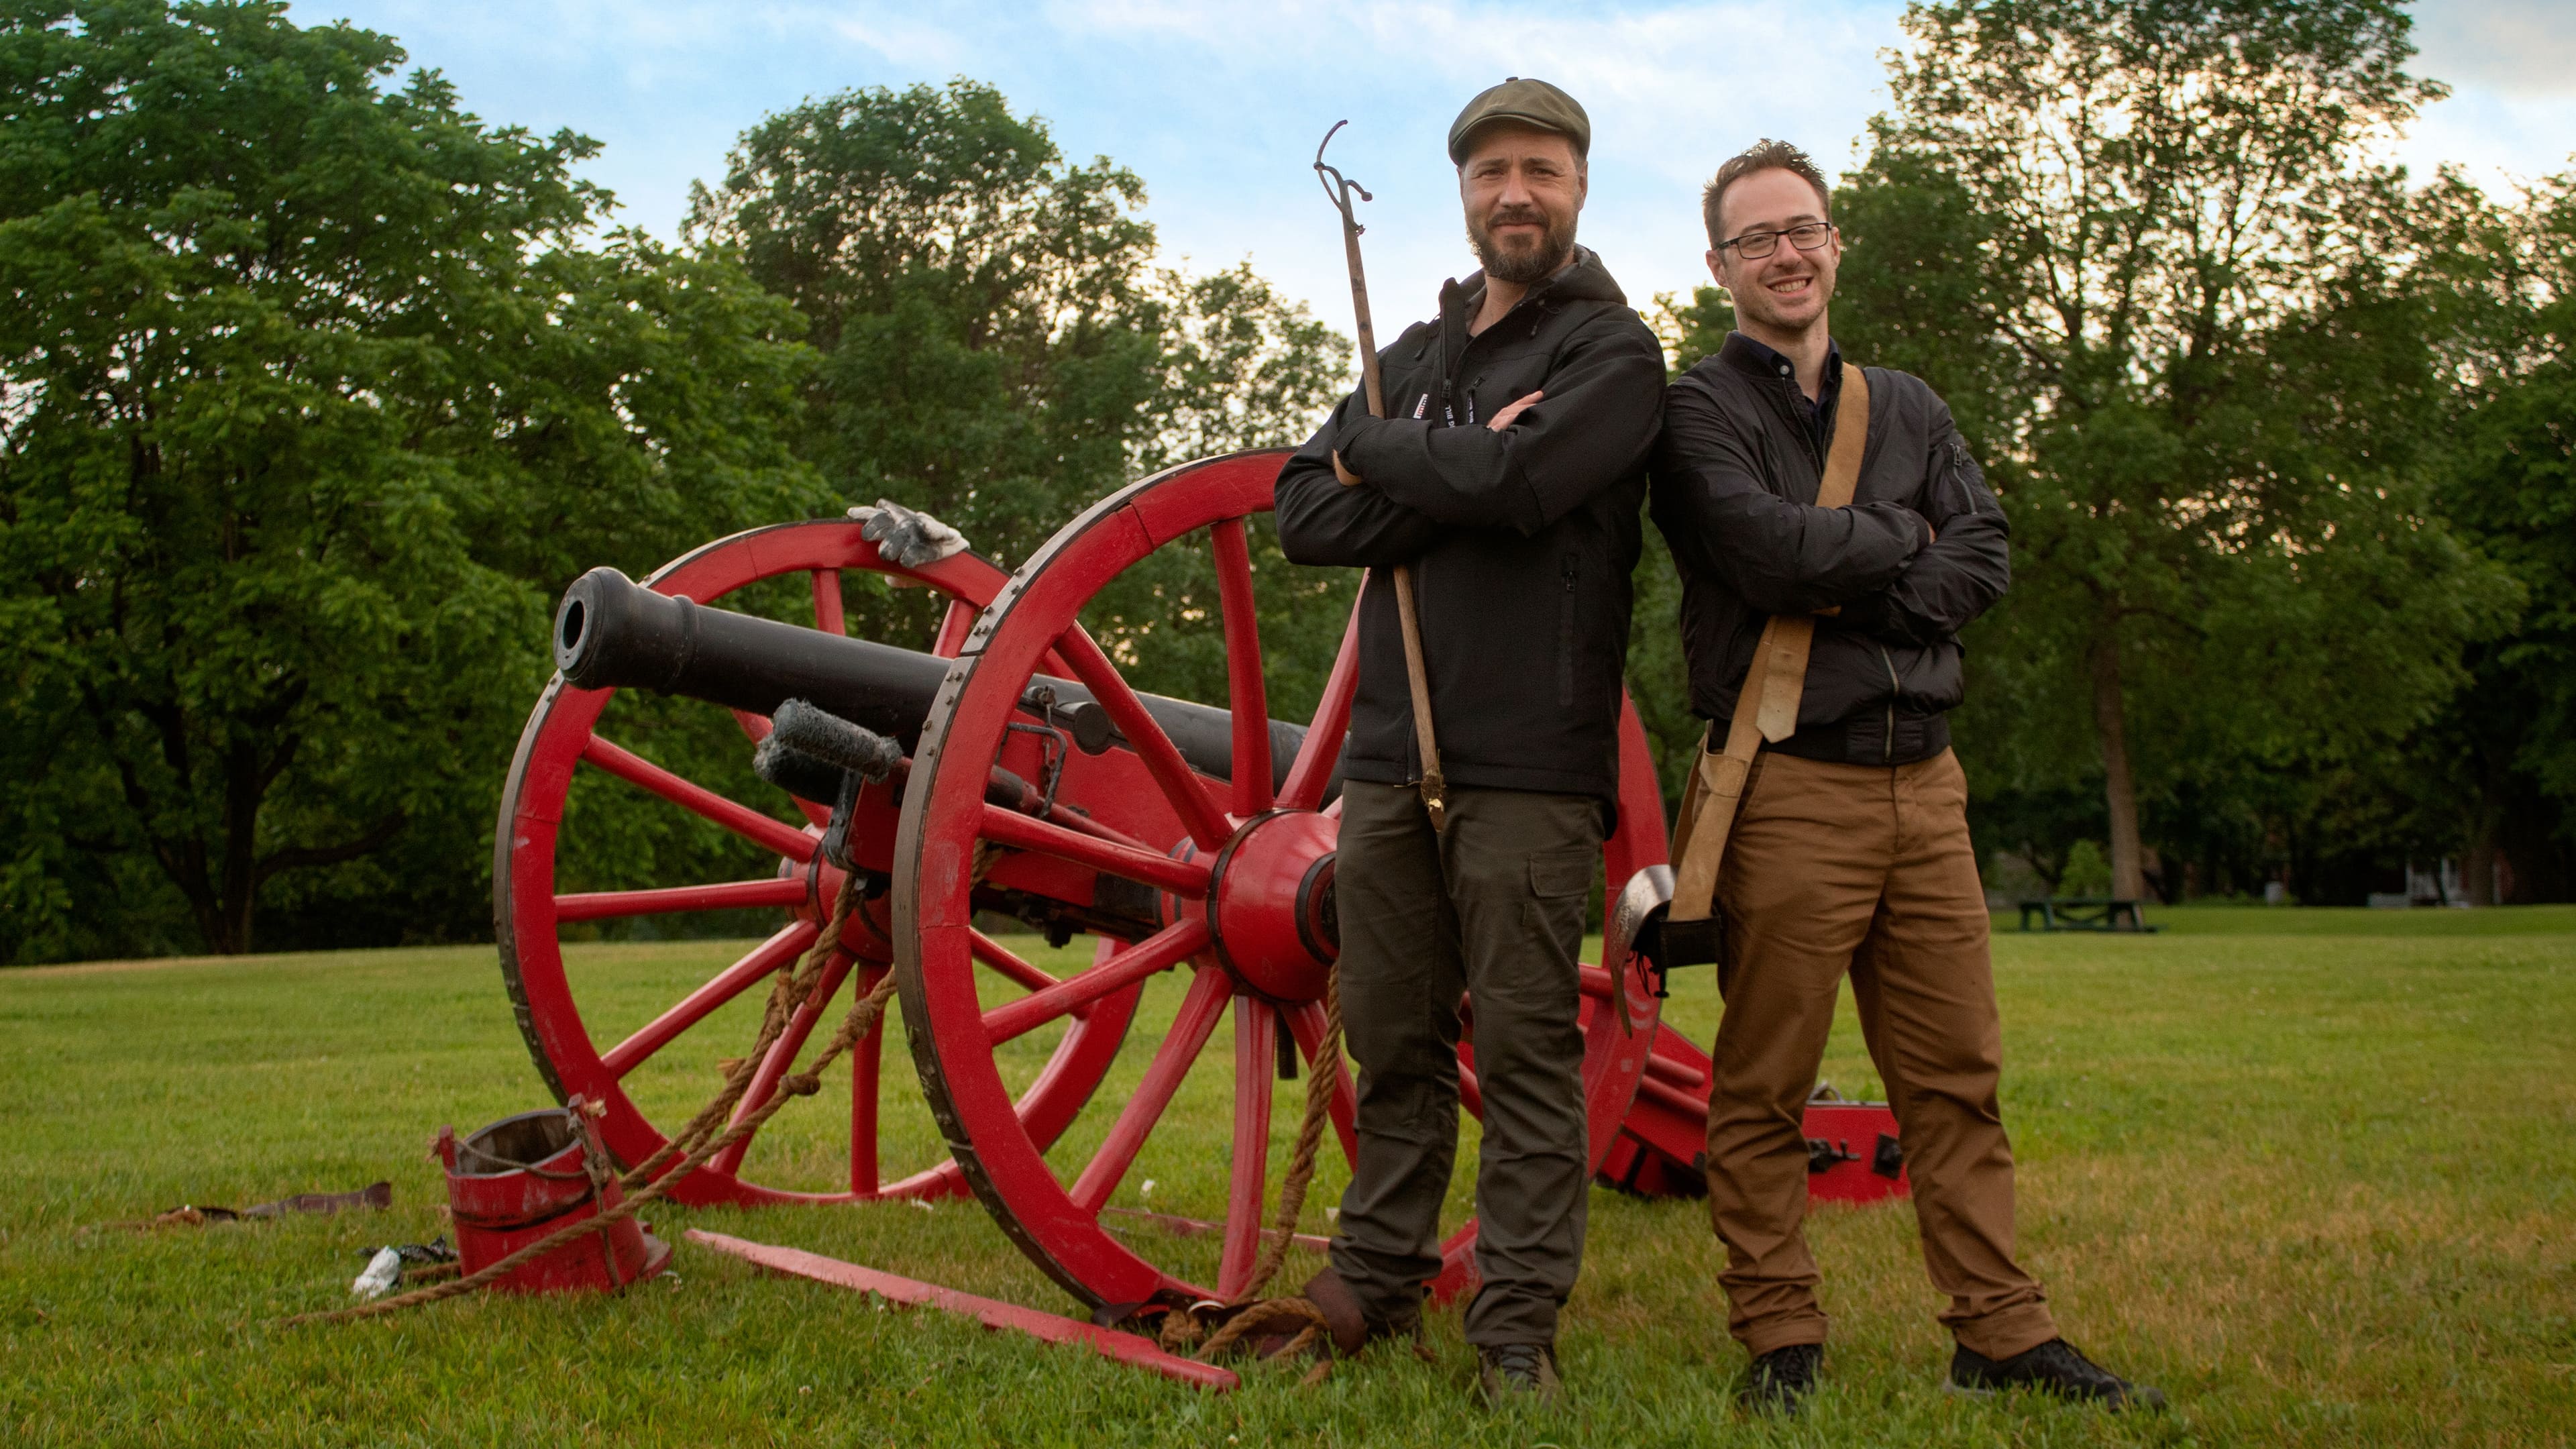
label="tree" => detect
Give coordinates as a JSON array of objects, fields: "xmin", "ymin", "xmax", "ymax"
[
  {"xmin": 1837, "ymin": 0, "xmax": 2517, "ymax": 900},
  {"xmin": 2424, "ymin": 170, "xmax": 2576, "ymax": 902},
  {"xmin": 0, "ymin": 1, "xmax": 817, "ymax": 959},
  {"xmin": 685, "ymin": 80, "xmax": 1351, "ymax": 717}
]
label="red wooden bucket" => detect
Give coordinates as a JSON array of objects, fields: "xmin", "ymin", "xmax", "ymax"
[{"xmin": 438, "ymin": 1100, "xmax": 672, "ymax": 1293}]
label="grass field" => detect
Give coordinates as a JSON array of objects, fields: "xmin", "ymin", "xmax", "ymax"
[{"xmin": 3, "ymin": 905, "xmax": 2571, "ymax": 1446}]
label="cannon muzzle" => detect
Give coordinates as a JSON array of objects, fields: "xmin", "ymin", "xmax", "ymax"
[{"xmin": 551, "ymin": 566, "xmax": 1321, "ymax": 792}]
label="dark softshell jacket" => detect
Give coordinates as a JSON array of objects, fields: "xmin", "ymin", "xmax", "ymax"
[
  {"xmin": 1275, "ymin": 247, "xmax": 1666, "ymax": 811},
  {"xmin": 1648, "ymin": 332, "xmax": 2011, "ymax": 765}
]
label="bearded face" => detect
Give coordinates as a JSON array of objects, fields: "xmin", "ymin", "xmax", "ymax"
[
  {"xmin": 1457, "ymin": 125, "xmax": 1585, "ymax": 286},
  {"xmin": 1468, "ymin": 201, "xmax": 1578, "ymax": 284}
]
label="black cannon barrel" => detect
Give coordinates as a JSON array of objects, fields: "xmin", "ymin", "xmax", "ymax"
[{"xmin": 552, "ymin": 567, "xmax": 1322, "ymax": 794}]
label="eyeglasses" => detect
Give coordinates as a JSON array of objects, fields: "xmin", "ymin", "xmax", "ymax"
[{"xmin": 1719, "ymin": 221, "xmax": 1835, "ymax": 260}]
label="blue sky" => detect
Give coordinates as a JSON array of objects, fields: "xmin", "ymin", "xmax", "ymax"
[{"xmin": 287, "ymin": 1, "xmax": 2576, "ymax": 331}]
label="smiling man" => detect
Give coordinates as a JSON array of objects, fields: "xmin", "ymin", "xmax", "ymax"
[
  {"xmin": 1649, "ymin": 140, "xmax": 2163, "ymax": 1417},
  {"xmin": 1273, "ymin": 78, "xmax": 1664, "ymax": 1405}
]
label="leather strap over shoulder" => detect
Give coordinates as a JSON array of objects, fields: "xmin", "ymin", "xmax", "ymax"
[{"xmin": 1668, "ymin": 362, "xmax": 1868, "ymax": 924}]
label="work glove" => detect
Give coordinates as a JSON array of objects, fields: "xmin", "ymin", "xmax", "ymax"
[{"xmin": 851, "ymin": 498, "xmax": 968, "ymax": 568}]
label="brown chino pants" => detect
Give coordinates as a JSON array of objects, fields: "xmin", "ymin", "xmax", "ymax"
[{"xmin": 1705, "ymin": 747, "xmax": 2057, "ymax": 1360}]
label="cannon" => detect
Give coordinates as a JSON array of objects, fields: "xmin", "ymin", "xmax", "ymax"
[{"xmin": 494, "ymin": 449, "xmax": 1691, "ymax": 1322}]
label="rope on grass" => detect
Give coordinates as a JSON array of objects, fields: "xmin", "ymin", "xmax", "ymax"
[
  {"xmin": 280, "ymin": 876, "xmax": 892, "ymax": 1328},
  {"xmin": 1185, "ymin": 969, "xmax": 1344, "ymax": 1381}
]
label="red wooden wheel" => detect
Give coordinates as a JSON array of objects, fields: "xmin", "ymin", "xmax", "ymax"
[
  {"xmin": 892, "ymin": 450, "xmax": 1670, "ymax": 1317},
  {"xmin": 494, "ymin": 520, "xmax": 1143, "ymax": 1205}
]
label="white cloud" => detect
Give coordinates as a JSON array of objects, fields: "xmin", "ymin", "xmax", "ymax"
[{"xmin": 286, "ymin": 0, "xmax": 2576, "ymax": 329}]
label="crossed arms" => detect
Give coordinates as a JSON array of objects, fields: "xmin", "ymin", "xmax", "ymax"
[
  {"xmin": 1650, "ymin": 380, "xmax": 2009, "ymax": 641},
  {"xmin": 1275, "ymin": 325, "xmax": 1666, "ymax": 566}
]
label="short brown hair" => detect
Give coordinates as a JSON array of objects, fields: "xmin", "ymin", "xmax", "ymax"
[{"xmin": 1701, "ymin": 140, "xmax": 1831, "ymax": 250}]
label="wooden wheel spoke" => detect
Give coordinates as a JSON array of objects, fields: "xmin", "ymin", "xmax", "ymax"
[
  {"xmin": 1069, "ymin": 967, "xmax": 1231, "ymax": 1214},
  {"xmin": 1217, "ymin": 998, "xmax": 1278, "ymax": 1298},
  {"xmin": 978, "ymin": 802, "xmax": 1209, "ymax": 898},
  {"xmin": 981, "ymin": 918, "xmax": 1208, "ymax": 1046},
  {"xmin": 932, "ymin": 598, "xmax": 978, "ymax": 657},
  {"xmin": 972, "ymin": 929, "xmax": 1087, "ymax": 1016},
  {"xmin": 1053, "ymin": 624, "xmax": 1234, "ymax": 851},
  {"xmin": 1038, "ymin": 804, "xmax": 1157, "ymax": 854},
  {"xmin": 1281, "ymin": 599, "xmax": 1360, "ymax": 812},
  {"xmin": 553, "ymin": 876, "xmax": 808, "ymax": 924},
  {"xmin": 601, "ymin": 921, "xmax": 816, "ymax": 1078},
  {"xmin": 851, "ymin": 964, "xmax": 887, "ymax": 1195},
  {"xmin": 709, "ymin": 949, "xmax": 854, "ymax": 1177},
  {"xmin": 812, "ymin": 568, "xmax": 846, "ymax": 635},
  {"xmin": 582, "ymin": 735, "xmax": 816, "ymax": 863},
  {"xmin": 1209, "ymin": 518, "xmax": 1273, "ymax": 818}
]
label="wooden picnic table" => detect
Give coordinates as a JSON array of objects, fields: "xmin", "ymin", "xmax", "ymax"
[{"xmin": 2016, "ymin": 897, "xmax": 2158, "ymax": 932}]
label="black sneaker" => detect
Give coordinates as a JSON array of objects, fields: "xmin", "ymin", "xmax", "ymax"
[
  {"xmin": 1475, "ymin": 1342, "xmax": 1562, "ymax": 1405},
  {"xmin": 1949, "ymin": 1338, "xmax": 2166, "ymax": 1411},
  {"xmin": 1739, "ymin": 1342, "xmax": 1823, "ymax": 1415}
]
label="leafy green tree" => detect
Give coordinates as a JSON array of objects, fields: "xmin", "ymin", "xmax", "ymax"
[
  {"xmin": 1834, "ymin": 0, "xmax": 2518, "ymax": 901},
  {"xmin": 2425, "ymin": 170, "xmax": 2576, "ymax": 902},
  {"xmin": 685, "ymin": 80, "xmax": 1351, "ymax": 720},
  {"xmin": 0, "ymin": 1, "xmax": 817, "ymax": 960}
]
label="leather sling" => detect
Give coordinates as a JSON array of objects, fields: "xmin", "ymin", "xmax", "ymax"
[
  {"xmin": 1666, "ymin": 362, "xmax": 1871, "ymax": 927},
  {"xmin": 1389, "ymin": 562, "xmax": 1446, "ymax": 830}
]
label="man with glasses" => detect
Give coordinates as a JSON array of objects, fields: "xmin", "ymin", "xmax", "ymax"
[{"xmin": 1648, "ymin": 140, "xmax": 2162, "ymax": 1416}]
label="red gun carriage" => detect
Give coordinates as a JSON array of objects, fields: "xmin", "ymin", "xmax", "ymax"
[{"xmin": 492, "ymin": 448, "xmax": 1876, "ymax": 1350}]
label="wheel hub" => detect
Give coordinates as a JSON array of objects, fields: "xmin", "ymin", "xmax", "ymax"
[{"xmin": 1169, "ymin": 810, "xmax": 1338, "ymax": 1003}]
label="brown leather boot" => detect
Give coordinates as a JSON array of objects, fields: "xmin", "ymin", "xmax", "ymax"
[
  {"xmin": 1248, "ymin": 1268, "xmax": 1424, "ymax": 1362},
  {"xmin": 1299, "ymin": 1267, "xmax": 1375, "ymax": 1358}
]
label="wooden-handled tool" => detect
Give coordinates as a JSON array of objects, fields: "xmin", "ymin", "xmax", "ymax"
[{"xmin": 1315, "ymin": 121, "xmax": 1446, "ymax": 830}]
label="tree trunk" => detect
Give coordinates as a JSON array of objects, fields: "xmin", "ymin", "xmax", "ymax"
[
  {"xmin": 2465, "ymin": 795, "xmax": 2500, "ymax": 908},
  {"xmin": 217, "ymin": 739, "xmax": 262, "ymax": 954},
  {"xmin": 2091, "ymin": 630, "xmax": 2148, "ymax": 902}
]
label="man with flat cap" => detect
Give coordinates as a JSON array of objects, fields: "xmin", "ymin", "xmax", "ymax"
[{"xmin": 1275, "ymin": 77, "xmax": 1665, "ymax": 1404}]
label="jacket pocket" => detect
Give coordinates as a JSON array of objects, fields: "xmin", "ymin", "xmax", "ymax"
[{"xmin": 1557, "ymin": 555, "xmax": 1578, "ymax": 708}]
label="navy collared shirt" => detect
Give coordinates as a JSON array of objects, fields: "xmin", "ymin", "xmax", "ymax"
[{"xmin": 1735, "ymin": 333, "xmax": 1843, "ymax": 457}]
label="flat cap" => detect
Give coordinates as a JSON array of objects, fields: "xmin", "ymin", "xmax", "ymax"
[{"xmin": 1448, "ymin": 77, "xmax": 1590, "ymax": 165}]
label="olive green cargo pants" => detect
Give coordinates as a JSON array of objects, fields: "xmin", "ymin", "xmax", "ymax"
[{"xmin": 1326, "ymin": 780, "xmax": 1603, "ymax": 1348}]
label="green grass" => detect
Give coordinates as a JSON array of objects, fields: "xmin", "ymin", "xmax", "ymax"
[
  {"xmin": 1998, "ymin": 902, "xmax": 2576, "ymax": 936},
  {"xmin": 3, "ymin": 913, "xmax": 2572, "ymax": 1447}
]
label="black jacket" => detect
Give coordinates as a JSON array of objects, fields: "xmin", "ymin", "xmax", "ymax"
[
  {"xmin": 1275, "ymin": 247, "xmax": 1666, "ymax": 810},
  {"xmin": 1648, "ymin": 333, "xmax": 2010, "ymax": 764}
]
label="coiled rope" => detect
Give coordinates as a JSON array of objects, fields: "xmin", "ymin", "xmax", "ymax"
[{"xmin": 281, "ymin": 875, "xmax": 886, "ymax": 1328}]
